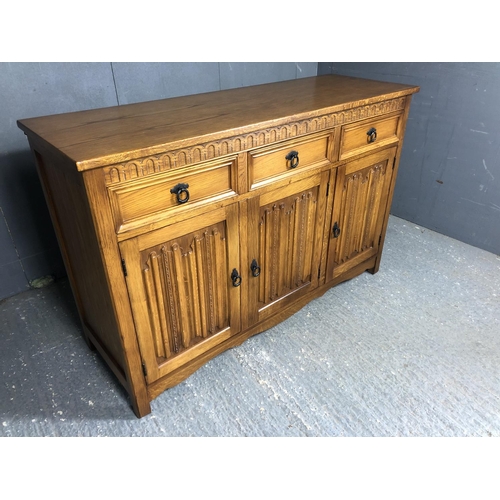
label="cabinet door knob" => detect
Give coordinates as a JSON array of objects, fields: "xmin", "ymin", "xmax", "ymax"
[
  {"xmin": 285, "ymin": 150, "xmax": 299, "ymax": 168},
  {"xmin": 367, "ymin": 127, "xmax": 377, "ymax": 143},
  {"xmin": 250, "ymin": 259, "xmax": 261, "ymax": 277},
  {"xmin": 231, "ymin": 268, "xmax": 242, "ymax": 287},
  {"xmin": 332, "ymin": 222, "xmax": 341, "ymax": 238},
  {"xmin": 170, "ymin": 183, "xmax": 190, "ymax": 204}
]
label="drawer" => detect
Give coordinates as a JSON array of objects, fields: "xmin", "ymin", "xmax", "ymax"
[
  {"xmin": 249, "ymin": 133, "xmax": 332, "ymax": 189},
  {"xmin": 108, "ymin": 157, "xmax": 238, "ymax": 234},
  {"xmin": 340, "ymin": 113, "xmax": 401, "ymax": 160}
]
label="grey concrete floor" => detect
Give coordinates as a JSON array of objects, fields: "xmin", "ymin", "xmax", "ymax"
[{"xmin": 1, "ymin": 215, "xmax": 499, "ymax": 437}]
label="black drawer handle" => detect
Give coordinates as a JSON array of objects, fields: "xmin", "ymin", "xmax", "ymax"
[
  {"xmin": 367, "ymin": 127, "xmax": 377, "ymax": 144},
  {"xmin": 170, "ymin": 183, "xmax": 190, "ymax": 204},
  {"xmin": 285, "ymin": 150, "xmax": 299, "ymax": 169},
  {"xmin": 332, "ymin": 222, "xmax": 341, "ymax": 238},
  {"xmin": 250, "ymin": 259, "xmax": 261, "ymax": 277},
  {"xmin": 231, "ymin": 268, "xmax": 242, "ymax": 287}
]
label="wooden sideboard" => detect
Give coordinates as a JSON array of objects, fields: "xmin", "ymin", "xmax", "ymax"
[{"xmin": 18, "ymin": 74, "xmax": 420, "ymax": 417}]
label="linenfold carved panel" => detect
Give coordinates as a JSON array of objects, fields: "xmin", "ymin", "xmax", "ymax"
[
  {"xmin": 258, "ymin": 188, "xmax": 319, "ymax": 306},
  {"xmin": 104, "ymin": 98, "xmax": 405, "ymax": 185},
  {"xmin": 141, "ymin": 222, "xmax": 229, "ymax": 360},
  {"xmin": 335, "ymin": 161, "xmax": 389, "ymax": 265}
]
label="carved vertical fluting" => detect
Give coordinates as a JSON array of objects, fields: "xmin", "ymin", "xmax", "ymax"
[
  {"xmin": 214, "ymin": 228, "xmax": 228, "ymax": 330},
  {"xmin": 277, "ymin": 203, "xmax": 287, "ymax": 298},
  {"xmin": 370, "ymin": 163, "xmax": 388, "ymax": 245},
  {"xmin": 362, "ymin": 166, "xmax": 379, "ymax": 250},
  {"xmin": 171, "ymin": 243, "xmax": 191, "ymax": 349},
  {"xmin": 334, "ymin": 161, "xmax": 390, "ymax": 266},
  {"xmin": 302, "ymin": 191, "xmax": 316, "ymax": 282},
  {"xmin": 143, "ymin": 255, "xmax": 166, "ymax": 359},
  {"xmin": 258, "ymin": 211, "xmax": 266, "ymax": 304},
  {"xmin": 212, "ymin": 226, "xmax": 228, "ymax": 331},
  {"xmin": 346, "ymin": 174, "xmax": 359, "ymax": 261},
  {"xmin": 357, "ymin": 170, "xmax": 373, "ymax": 252},
  {"xmin": 187, "ymin": 245, "xmax": 202, "ymax": 338},
  {"xmin": 205, "ymin": 231, "xmax": 216, "ymax": 334},
  {"xmin": 150, "ymin": 252, "xmax": 173, "ymax": 358},
  {"xmin": 352, "ymin": 171, "xmax": 369, "ymax": 253},
  {"xmin": 161, "ymin": 246, "xmax": 181, "ymax": 354},
  {"xmin": 194, "ymin": 235, "xmax": 208, "ymax": 338},
  {"xmin": 291, "ymin": 196, "xmax": 302, "ymax": 287},
  {"xmin": 286, "ymin": 202, "xmax": 295, "ymax": 290},
  {"xmin": 271, "ymin": 205, "xmax": 280, "ymax": 299},
  {"xmin": 296, "ymin": 193, "xmax": 308, "ymax": 286},
  {"xmin": 185, "ymin": 245, "xmax": 198, "ymax": 345},
  {"xmin": 263, "ymin": 208, "xmax": 273, "ymax": 304}
]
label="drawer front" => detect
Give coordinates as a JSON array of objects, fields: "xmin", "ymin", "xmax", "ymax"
[
  {"xmin": 249, "ymin": 133, "xmax": 331, "ymax": 189},
  {"xmin": 340, "ymin": 113, "xmax": 401, "ymax": 159},
  {"xmin": 108, "ymin": 157, "xmax": 238, "ymax": 234}
]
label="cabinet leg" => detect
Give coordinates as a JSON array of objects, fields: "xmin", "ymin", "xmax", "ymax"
[
  {"xmin": 367, "ymin": 257, "xmax": 381, "ymax": 275},
  {"xmin": 131, "ymin": 396, "xmax": 152, "ymax": 418},
  {"xmin": 82, "ymin": 332, "xmax": 97, "ymax": 351}
]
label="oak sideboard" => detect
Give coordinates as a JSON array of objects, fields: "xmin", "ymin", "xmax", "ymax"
[{"xmin": 18, "ymin": 74, "xmax": 420, "ymax": 417}]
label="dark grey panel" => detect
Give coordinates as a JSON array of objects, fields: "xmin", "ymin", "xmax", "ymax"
[
  {"xmin": 1, "ymin": 63, "xmax": 117, "ymax": 163},
  {"xmin": 3, "ymin": 62, "xmax": 117, "ymax": 140},
  {"xmin": 317, "ymin": 62, "xmax": 333, "ymax": 75},
  {"xmin": 21, "ymin": 247, "xmax": 67, "ymax": 282},
  {"xmin": 112, "ymin": 62, "xmax": 220, "ymax": 104},
  {"xmin": 295, "ymin": 62, "xmax": 317, "ymax": 78},
  {"xmin": 0, "ymin": 150, "xmax": 60, "ymax": 260},
  {"xmin": 0, "ymin": 210, "xmax": 26, "ymax": 298},
  {"xmin": 220, "ymin": 62, "xmax": 299, "ymax": 89},
  {"xmin": 319, "ymin": 62, "xmax": 500, "ymax": 255},
  {"xmin": 0, "ymin": 260, "xmax": 27, "ymax": 299},
  {"xmin": 0, "ymin": 209, "xmax": 18, "ymax": 266},
  {"xmin": 0, "ymin": 63, "xmax": 117, "ymax": 297}
]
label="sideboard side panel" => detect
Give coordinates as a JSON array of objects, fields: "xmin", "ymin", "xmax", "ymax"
[
  {"xmin": 82, "ymin": 168, "xmax": 151, "ymax": 417},
  {"xmin": 31, "ymin": 142, "xmax": 150, "ymax": 416}
]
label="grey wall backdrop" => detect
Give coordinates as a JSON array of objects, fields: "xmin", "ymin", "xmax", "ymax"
[
  {"xmin": 320, "ymin": 62, "xmax": 500, "ymax": 258},
  {"xmin": 2, "ymin": 62, "xmax": 499, "ymax": 301},
  {"xmin": 0, "ymin": 62, "xmax": 316, "ymax": 300}
]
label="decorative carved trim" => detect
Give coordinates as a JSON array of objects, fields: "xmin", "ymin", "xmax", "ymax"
[
  {"xmin": 337, "ymin": 160, "xmax": 389, "ymax": 264},
  {"xmin": 103, "ymin": 98, "xmax": 406, "ymax": 185}
]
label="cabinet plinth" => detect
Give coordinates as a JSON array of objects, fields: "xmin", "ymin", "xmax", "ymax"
[{"xmin": 17, "ymin": 74, "xmax": 419, "ymax": 417}]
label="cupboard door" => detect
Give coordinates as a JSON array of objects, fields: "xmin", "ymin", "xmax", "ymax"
[
  {"xmin": 246, "ymin": 172, "xmax": 329, "ymax": 325},
  {"xmin": 326, "ymin": 147, "xmax": 396, "ymax": 281},
  {"xmin": 119, "ymin": 205, "xmax": 240, "ymax": 383}
]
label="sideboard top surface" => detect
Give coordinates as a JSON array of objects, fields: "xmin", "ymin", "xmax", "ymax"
[{"xmin": 17, "ymin": 74, "xmax": 419, "ymax": 171}]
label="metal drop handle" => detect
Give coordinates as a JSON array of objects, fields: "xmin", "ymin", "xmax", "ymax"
[
  {"xmin": 250, "ymin": 259, "xmax": 261, "ymax": 277},
  {"xmin": 367, "ymin": 127, "xmax": 377, "ymax": 144},
  {"xmin": 231, "ymin": 268, "xmax": 242, "ymax": 287},
  {"xmin": 285, "ymin": 150, "xmax": 299, "ymax": 168},
  {"xmin": 170, "ymin": 183, "xmax": 190, "ymax": 204}
]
